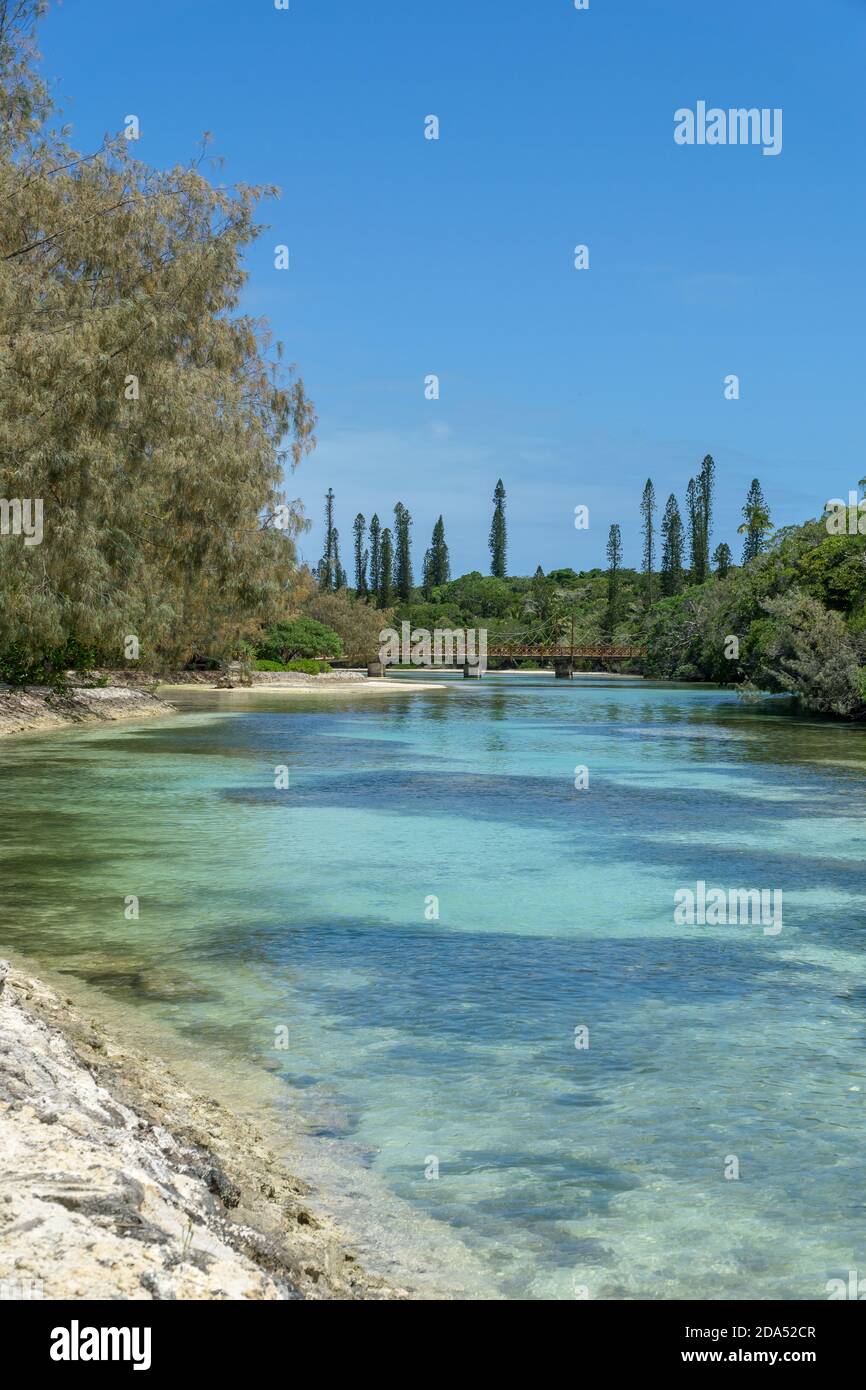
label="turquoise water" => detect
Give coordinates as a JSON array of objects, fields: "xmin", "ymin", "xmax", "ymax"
[{"xmin": 3, "ymin": 675, "xmax": 866, "ymax": 1298}]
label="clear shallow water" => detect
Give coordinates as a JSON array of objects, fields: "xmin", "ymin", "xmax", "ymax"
[{"xmin": 3, "ymin": 675, "xmax": 866, "ymax": 1299}]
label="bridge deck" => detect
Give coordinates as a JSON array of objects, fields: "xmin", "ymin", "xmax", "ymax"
[{"xmin": 488, "ymin": 645, "xmax": 645, "ymax": 659}]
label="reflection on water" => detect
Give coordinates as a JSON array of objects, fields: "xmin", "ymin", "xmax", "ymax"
[{"xmin": 2, "ymin": 676, "xmax": 866, "ymax": 1298}]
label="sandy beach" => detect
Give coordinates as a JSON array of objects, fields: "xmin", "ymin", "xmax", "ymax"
[{"xmin": 159, "ymin": 677, "xmax": 448, "ymax": 695}]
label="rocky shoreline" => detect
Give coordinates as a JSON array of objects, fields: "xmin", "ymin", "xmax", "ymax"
[
  {"xmin": 0, "ymin": 685, "xmax": 173, "ymax": 739},
  {"xmin": 0, "ymin": 671, "xmax": 446, "ymax": 739},
  {"xmin": 0, "ymin": 963, "xmax": 407, "ymax": 1301},
  {"xmin": 0, "ymin": 678, "xmax": 450, "ymax": 1302}
]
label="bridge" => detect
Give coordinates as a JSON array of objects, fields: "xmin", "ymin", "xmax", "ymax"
[
  {"xmin": 475, "ymin": 643, "xmax": 645, "ymax": 677},
  {"xmin": 487, "ymin": 644, "xmax": 645, "ymax": 661},
  {"xmin": 368, "ymin": 643, "xmax": 646, "ymax": 678}
]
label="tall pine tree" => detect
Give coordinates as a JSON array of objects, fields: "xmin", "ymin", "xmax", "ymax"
[
  {"xmin": 605, "ymin": 523, "xmax": 623, "ymax": 636},
  {"xmin": 317, "ymin": 488, "xmax": 337, "ymax": 591},
  {"xmin": 333, "ymin": 530, "xmax": 347, "ymax": 589},
  {"xmin": 738, "ymin": 480, "xmax": 772, "ymax": 564},
  {"xmin": 712, "ymin": 541, "xmax": 732, "ymax": 578},
  {"xmin": 368, "ymin": 514, "xmax": 381, "ymax": 596},
  {"xmin": 394, "ymin": 503, "xmax": 414, "ymax": 601},
  {"xmin": 429, "ymin": 516, "xmax": 450, "ymax": 588},
  {"xmin": 353, "ymin": 513, "xmax": 368, "ymax": 596},
  {"xmin": 422, "ymin": 515, "xmax": 451, "ymax": 599},
  {"xmin": 660, "ymin": 494, "xmax": 685, "ymax": 596},
  {"xmin": 489, "ymin": 480, "xmax": 507, "ymax": 577},
  {"xmin": 699, "ymin": 454, "xmax": 715, "ymax": 573},
  {"xmin": 686, "ymin": 476, "xmax": 707, "ymax": 584},
  {"xmin": 640, "ymin": 478, "xmax": 656, "ymax": 608},
  {"xmin": 379, "ymin": 527, "xmax": 394, "ymax": 607}
]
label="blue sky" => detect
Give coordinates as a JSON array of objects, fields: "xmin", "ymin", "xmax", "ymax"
[{"xmin": 40, "ymin": 0, "xmax": 866, "ymax": 577}]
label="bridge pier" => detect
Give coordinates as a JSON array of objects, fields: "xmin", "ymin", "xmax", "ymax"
[
  {"xmin": 367, "ymin": 661, "xmax": 385, "ymax": 677},
  {"xmin": 553, "ymin": 658, "xmax": 573, "ymax": 679},
  {"xmin": 463, "ymin": 661, "xmax": 483, "ymax": 679}
]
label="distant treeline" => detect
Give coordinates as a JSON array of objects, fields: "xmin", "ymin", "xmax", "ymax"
[
  {"xmin": 318, "ymin": 469, "xmax": 866, "ymax": 719},
  {"xmin": 316, "ymin": 458, "xmax": 772, "ymax": 622}
]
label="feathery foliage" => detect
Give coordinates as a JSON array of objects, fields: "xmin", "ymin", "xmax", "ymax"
[{"xmin": 0, "ymin": 1, "xmax": 316, "ymax": 676}]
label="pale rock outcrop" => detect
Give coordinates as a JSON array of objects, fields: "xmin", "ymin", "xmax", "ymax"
[{"xmin": 0, "ymin": 969, "xmax": 405, "ymax": 1300}]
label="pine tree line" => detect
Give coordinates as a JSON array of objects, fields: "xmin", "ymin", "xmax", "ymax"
[
  {"xmin": 626, "ymin": 459, "xmax": 773, "ymax": 622},
  {"xmin": 319, "ymin": 465, "xmax": 772, "ymax": 625},
  {"xmin": 317, "ymin": 481, "xmax": 508, "ymax": 606}
]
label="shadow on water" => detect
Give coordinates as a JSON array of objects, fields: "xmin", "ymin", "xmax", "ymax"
[{"xmin": 3, "ymin": 679, "xmax": 866, "ymax": 1297}]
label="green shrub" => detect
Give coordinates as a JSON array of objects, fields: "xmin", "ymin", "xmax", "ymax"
[
  {"xmin": 0, "ymin": 638, "xmax": 102, "ymax": 689},
  {"xmin": 302, "ymin": 591, "xmax": 389, "ymax": 665},
  {"xmin": 254, "ymin": 658, "xmax": 332, "ymax": 674},
  {"xmin": 256, "ymin": 618, "xmax": 342, "ymax": 664},
  {"xmin": 287, "ymin": 659, "xmax": 332, "ymax": 675}
]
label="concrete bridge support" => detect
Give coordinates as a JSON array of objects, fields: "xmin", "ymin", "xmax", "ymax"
[
  {"xmin": 463, "ymin": 661, "xmax": 483, "ymax": 678},
  {"xmin": 367, "ymin": 661, "xmax": 385, "ymax": 677},
  {"xmin": 553, "ymin": 658, "xmax": 574, "ymax": 679}
]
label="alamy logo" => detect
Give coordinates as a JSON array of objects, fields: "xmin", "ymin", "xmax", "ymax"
[
  {"xmin": 674, "ymin": 102, "xmax": 782, "ymax": 157},
  {"xmin": 674, "ymin": 880, "xmax": 782, "ymax": 936},
  {"xmin": 50, "ymin": 1321, "xmax": 151, "ymax": 1371},
  {"xmin": 0, "ymin": 1277, "xmax": 42, "ymax": 1299},
  {"xmin": 825, "ymin": 493, "xmax": 866, "ymax": 535},
  {"xmin": 379, "ymin": 621, "xmax": 487, "ymax": 673},
  {"xmin": 826, "ymin": 1270, "xmax": 866, "ymax": 1299},
  {"xmin": 0, "ymin": 497, "xmax": 43, "ymax": 546}
]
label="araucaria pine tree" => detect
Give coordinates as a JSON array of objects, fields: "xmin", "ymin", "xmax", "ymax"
[
  {"xmin": 353, "ymin": 514, "xmax": 368, "ymax": 596},
  {"xmin": 368, "ymin": 515, "xmax": 381, "ymax": 596},
  {"xmin": 317, "ymin": 488, "xmax": 338, "ymax": 591},
  {"xmin": 699, "ymin": 454, "xmax": 715, "ymax": 572},
  {"xmin": 423, "ymin": 515, "xmax": 451, "ymax": 598},
  {"xmin": 712, "ymin": 541, "xmax": 732, "ymax": 578},
  {"xmin": 427, "ymin": 516, "xmax": 450, "ymax": 589},
  {"xmin": 640, "ymin": 478, "xmax": 656, "ymax": 607},
  {"xmin": 738, "ymin": 480, "xmax": 772, "ymax": 564},
  {"xmin": 660, "ymin": 494, "xmax": 685, "ymax": 596},
  {"xmin": 686, "ymin": 476, "xmax": 707, "ymax": 584},
  {"xmin": 332, "ymin": 530, "xmax": 347, "ymax": 589},
  {"xmin": 394, "ymin": 503, "xmax": 414, "ymax": 602},
  {"xmin": 605, "ymin": 523, "xmax": 623, "ymax": 635},
  {"xmin": 378, "ymin": 528, "xmax": 394, "ymax": 607},
  {"xmin": 489, "ymin": 480, "xmax": 507, "ymax": 578}
]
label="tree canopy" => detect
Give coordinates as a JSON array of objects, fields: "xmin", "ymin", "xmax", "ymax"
[{"xmin": 0, "ymin": 0, "xmax": 316, "ymax": 676}]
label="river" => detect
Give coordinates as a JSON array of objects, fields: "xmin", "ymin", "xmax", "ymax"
[{"xmin": 2, "ymin": 673, "xmax": 865, "ymax": 1299}]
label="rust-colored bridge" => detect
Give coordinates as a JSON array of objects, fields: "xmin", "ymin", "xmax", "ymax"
[
  {"xmin": 368, "ymin": 643, "xmax": 646, "ymax": 678},
  {"xmin": 487, "ymin": 644, "xmax": 645, "ymax": 660},
  {"xmin": 483, "ymin": 642, "xmax": 645, "ymax": 678}
]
